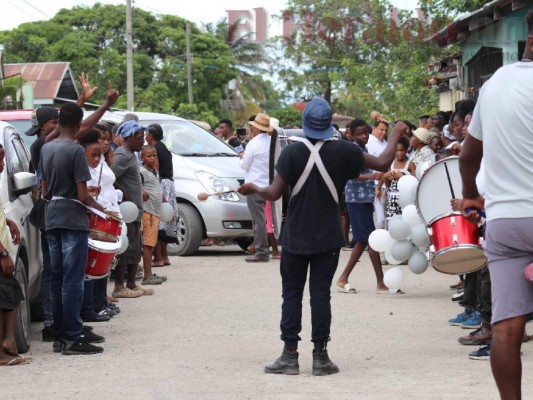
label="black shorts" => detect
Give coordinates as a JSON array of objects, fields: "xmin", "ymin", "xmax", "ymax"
[{"xmin": 0, "ymin": 275, "xmax": 24, "ymax": 311}]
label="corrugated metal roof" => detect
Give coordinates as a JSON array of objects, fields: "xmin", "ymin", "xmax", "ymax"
[{"xmin": 3, "ymin": 62, "xmax": 79, "ymax": 100}]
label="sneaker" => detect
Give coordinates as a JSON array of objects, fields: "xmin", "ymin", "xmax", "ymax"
[
  {"xmin": 450, "ymin": 281, "xmax": 464, "ymax": 290},
  {"xmin": 264, "ymin": 350, "xmax": 299, "ymax": 375},
  {"xmin": 142, "ymin": 274, "xmax": 164, "ymax": 285},
  {"xmin": 468, "ymin": 345, "xmax": 490, "ymax": 360},
  {"xmin": 53, "ymin": 338, "xmax": 65, "ymax": 353},
  {"xmin": 458, "ymin": 323, "xmax": 492, "ymax": 345},
  {"xmin": 42, "ymin": 326, "xmax": 55, "ymax": 342},
  {"xmin": 448, "ymin": 309, "xmax": 471, "ymax": 326},
  {"xmin": 312, "ymin": 350, "xmax": 340, "ymax": 376},
  {"xmin": 452, "ymin": 290, "xmax": 464, "ymax": 302},
  {"xmin": 80, "ymin": 330, "xmax": 105, "ymax": 344},
  {"xmin": 62, "ymin": 341, "xmax": 103, "ymax": 355},
  {"xmin": 461, "ymin": 310, "xmax": 482, "ymax": 329},
  {"xmin": 152, "ymin": 273, "xmax": 167, "ymax": 282},
  {"xmin": 82, "ymin": 310, "xmax": 111, "ymax": 323}
]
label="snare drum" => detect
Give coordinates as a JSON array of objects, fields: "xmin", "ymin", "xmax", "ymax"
[
  {"xmin": 429, "ymin": 215, "xmax": 487, "ymax": 274},
  {"xmin": 85, "ymin": 239, "xmax": 120, "ymax": 280},
  {"xmin": 89, "ymin": 212, "xmax": 122, "ymax": 242},
  {"xmin": 416, "ymin": 156, "xmax": 486, "ymax": 274}
]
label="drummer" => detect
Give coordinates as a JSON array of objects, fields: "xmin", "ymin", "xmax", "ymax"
[{"xmin": 78, "ymin": 130, "xmax": 122, "ymax": 320}]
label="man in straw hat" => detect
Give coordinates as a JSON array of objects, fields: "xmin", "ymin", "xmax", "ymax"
[
  {"xmin": 238, "ymin": 97, "xmax": 409, "ymax": 375},
  {"xmin": 240, "ymin": 113, "xmax": 273, "ymax": 262}
]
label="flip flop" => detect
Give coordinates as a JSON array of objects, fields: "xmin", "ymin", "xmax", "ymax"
[
  {"xmin": 338, "ymin": 283, "xmax": 357, "ymax": 294},
  {"xmin": 376, "ymin": 288, "xmax": 405, "ymax": 295},
  {"xmin": 152, "ymin": 263, "xmax": 165, "ymax": 267},
  {"xmin": 1, "ymin": 357, "xmax": 30, "ymax": 366}
]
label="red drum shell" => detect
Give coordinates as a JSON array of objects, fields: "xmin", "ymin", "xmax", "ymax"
[
  {"xmin": 89, "ymin": 213, "xmax": 122, "ymax": 243},
  {"xmin": 84, "ymin": 240, "xmax": 120, "ymax": 280},
  {"xmin": 430, "ymin": 214, "xmax": 487, "ymax": 274}
]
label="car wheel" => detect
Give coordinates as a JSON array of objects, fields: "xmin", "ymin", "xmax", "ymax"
[
  {"xmin": 14, "ymin": 257, "xmax": 31, "ymax": 353},
  {"xmin": 234, "ymin": 237, "xmax": 254, "ymax": 252},
  {"xmin": 174, "ymin": 204, "xmax": 203, "ymax": 256}
]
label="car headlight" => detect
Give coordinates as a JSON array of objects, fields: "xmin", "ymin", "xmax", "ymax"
[{"xmin": 195, "ymin": 171, "xmax": 240, "ymax": 202}]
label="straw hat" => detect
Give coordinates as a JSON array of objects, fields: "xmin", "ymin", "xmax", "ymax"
[
  {"xmin": 249, "ymin": 113, "xmax": 272, "ymax": 133},
  {"xmin": 413, "ymin": 128, "xmax": 433, "ymax": 145}
]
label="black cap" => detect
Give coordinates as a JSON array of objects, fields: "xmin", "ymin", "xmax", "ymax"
[{"xmin": 25, "ymin": 106, "xmax": 59, "ymax": 136}]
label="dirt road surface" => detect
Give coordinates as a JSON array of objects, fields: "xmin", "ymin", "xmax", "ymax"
[{"xmin": 2, "ymin": 245, "xmax": 532, "ymax": 400}]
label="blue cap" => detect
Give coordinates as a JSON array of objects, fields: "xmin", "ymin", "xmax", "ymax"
[
  {"xmin": 302, "ymin": 97, "xmax": 334, "ymax": 140},
  {"xmin": 117, "ymin": 120, "xmax": 145, "ymax": 138}
]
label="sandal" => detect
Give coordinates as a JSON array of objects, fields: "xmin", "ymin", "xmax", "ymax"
[
  {"xmin": 152, "ymin": 273, "xmax": 167, "ymax": 282},
  {"xmin": 132, "ymin": 286, "xmax": 154, "ymax": 296},
  {"xmin": 338, "ymin": 283, "xmax": 357, "ymax": 294},
  {"xmin": 112, "ymin": 287, "xmax": 143, "ymax": 298},
  {"xmin": 142, "ymin": 275, "xmax": 164, "ymax": 285}
]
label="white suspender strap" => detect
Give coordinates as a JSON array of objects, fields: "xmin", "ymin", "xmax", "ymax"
[{"xmin": 290, "ymin": 138, "xmax": 339, "ymax": 204}]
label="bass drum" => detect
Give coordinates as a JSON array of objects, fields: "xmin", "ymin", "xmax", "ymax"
[{"xmin": 415, "ymin": 156, "xmax": 462, "ymax": 226}]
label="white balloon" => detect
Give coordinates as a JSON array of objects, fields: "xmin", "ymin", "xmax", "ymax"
[
  {"xmin": 416, "ymin": 160, "xmax": 433, "ymax": 180},
  {"xmin": 389, "ymin": 215, "xmax": 403, "ymax": 223},
  {"xmin": 397, "ymin": 175, "xmax": 418, "ymax": 194},
  {"xmin": 121, "ymin": 221, "xmax": 128, "ymax": 236},
  {"xmin": 160, "ymin": 203, "xmax": 174, "ymax": 223},
  {"xmin": 368, "ymin": 229, "xmax": 393, "ymax": 253},
  {"xmin": 408, "ymin": 251, "xmax": 429, "ymax": 274},
  {"xmin": 398, "ymin": 192, "xmax": 415, "ymax": 209},
  {"xmin": 119, "ymin": 201, "xmax": 139, "ymax": 224},
  {"xmin": 391, "ymin": 240, "xmax": 416, "ymax": 262},
  {"xmin": 385, "ymin": 247, "xmax": 402, "ymax": 265},
  {"xmin": 384, "ymin": 267, "xmax": 404, "ymax": 290},
  {"xmin": 118, "ymin": 234, "xmax": 129, "ymax": 255},
  {"xmin": 388, "ymin": 219, "xmax": 410, "ymax": 241},
  {"xmin": 402, "ymin": 204, "xmax": 423, "ymax": 227},
  {"xmin": 410, "ymin": 224, "xmax": 431, "ymax": 248}
]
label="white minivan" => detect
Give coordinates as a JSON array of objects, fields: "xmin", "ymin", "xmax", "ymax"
[
  {"xmin": 96, "ymin": 111, "xmax": 254, "ymax": 255},
  {"xmin": 0, "ymin": 121, "xmax": 42, "ymax": 353}
]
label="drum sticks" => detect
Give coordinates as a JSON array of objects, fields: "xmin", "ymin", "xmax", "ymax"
[{"xmin": 443, "ymin": 162, "xmax": 455, "ymax": 199}]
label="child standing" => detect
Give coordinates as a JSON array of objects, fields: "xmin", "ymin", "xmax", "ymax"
[
  {"xmin": 376, "ymin": 136, "xmax": 416, "ymax": 219},
  {"xmin": 140, "ymin": 146, "xmax": 166, "ymax": 286},
  {"xmin": 0, "ymin": 144, "xmax": 27, "ymax": 365}
]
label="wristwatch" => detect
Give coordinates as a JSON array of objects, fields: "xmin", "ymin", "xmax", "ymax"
[{"xmin": 0, "ymin": 250, "xmax": 8, "ymax": 258}]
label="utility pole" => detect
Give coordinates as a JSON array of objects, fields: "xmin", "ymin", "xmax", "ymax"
[
  {"xmin": 186, "ymin": 23, "xmax": 193, "ymax": 104},
  {"xmin": 126, "ymin": 0, "xmax": 134, "ymax": 110}
]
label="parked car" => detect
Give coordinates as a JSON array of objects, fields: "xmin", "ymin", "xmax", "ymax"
[
  {"xmin": 93, "ymin": 111, "xmax": 254, "ymax": 255},
  {"xmin": 0, "ymin": 109, "xmax": 35, "ymax": 148},
  {"xmin": 0, "ymin": 121, "xmax": 41, "ymax": 353}
]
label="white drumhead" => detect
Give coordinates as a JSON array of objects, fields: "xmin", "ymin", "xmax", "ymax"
[
  {"xmin": 416, "ymin": 156, "xmax": 462, "ymax": 225},
  {"xmin": 432, "ymin": 246, "xmax": 487, "ymax": 274},
  {"xmin": 88, "ymin": 238, "xmax": 121, "ymax": 252}
]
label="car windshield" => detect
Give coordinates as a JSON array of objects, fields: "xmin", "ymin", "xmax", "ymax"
[{"xmin": 142, "ymin": 120, "xmax": 238, "ymax": 157}]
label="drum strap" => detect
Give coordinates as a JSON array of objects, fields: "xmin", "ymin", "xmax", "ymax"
[{"xmin": 289, "ymin": 137, "xmax": 338, "ymax": 204}]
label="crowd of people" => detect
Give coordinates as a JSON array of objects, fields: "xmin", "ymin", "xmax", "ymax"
[
  {"xmin": 0, "ymin": 13, "xmax": 532, "ymax": 399},
  {"xmin": 0, "ymin": 76, "xmax": 180, "ymax": 360}
]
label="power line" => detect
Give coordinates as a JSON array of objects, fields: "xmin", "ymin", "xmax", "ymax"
[
  {"xmin": 22, "ymin": 0, "xmax": 49, "ymax": 18},
  {"xmin": 5, "ymin": 0, "xmax": 40, "ymax": 20}
]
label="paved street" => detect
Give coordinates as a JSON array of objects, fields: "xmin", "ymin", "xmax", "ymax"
[{"xmin": 2, "ymin": 245, "xmax": 533, "ymax": 400}]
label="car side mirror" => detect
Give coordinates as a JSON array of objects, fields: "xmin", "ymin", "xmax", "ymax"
[{"xmin": 13, "ymin": 172, "xmax": 36, "ymax": 195}]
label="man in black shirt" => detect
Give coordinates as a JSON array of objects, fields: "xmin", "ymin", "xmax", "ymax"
[{"xmin": 238, "ymin": 97, "xmax": 408, "ymax": 376}]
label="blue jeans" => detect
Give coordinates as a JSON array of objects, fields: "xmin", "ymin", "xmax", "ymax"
[
  {"xmin": 280, "ymin": 248, "xmax": 340, "ymax": 350},
  {"xmin": 47, "ymin": 229, "xmax": 89, "ymax": 341},
  {"xmin": 40, "ymin": 230, "xmax": 53, "ymax": 326}
]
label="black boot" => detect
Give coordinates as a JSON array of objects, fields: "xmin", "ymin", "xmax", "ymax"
[
  {"xmin": 312, "ymin": 350, "xmax": 339, "ymax": 376},
  {"xmin": 264, "ymin": 350, "xmax": 299, "ymax": 375}
]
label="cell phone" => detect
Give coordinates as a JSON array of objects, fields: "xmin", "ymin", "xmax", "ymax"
[{"xmin": 236, "ymin": 128, "xmax": 246, "ymax": 136}]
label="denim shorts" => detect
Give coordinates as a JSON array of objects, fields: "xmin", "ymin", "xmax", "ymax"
[{"xmin": 346, "ymin": 202, "xmax": 375, "ymax": 243}]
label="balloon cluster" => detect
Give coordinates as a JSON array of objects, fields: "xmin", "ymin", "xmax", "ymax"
[{"xmin": 368, "ymin": 175, "xmax": 431, "ymax": 289}]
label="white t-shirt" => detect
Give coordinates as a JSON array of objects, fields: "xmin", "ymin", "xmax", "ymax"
[
  {"xmin": 367, "ymin": 134, "xmax": 387, "ymax": 157},
  {"xmin": 468, "ymin": 61, "xmax": 533, "ymax": 221},
  {"xmin": 240, "ymin": 133, "xmax": 271, "ymax": 187}
]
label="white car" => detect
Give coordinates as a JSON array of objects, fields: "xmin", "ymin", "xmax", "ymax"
[
  {"xmin": 0, "ymin": 121, "xmax": 41, "ymax": 353},
  {"xmin": 93, "ymin": 111, "xmax": 254, "ymax": 255}
]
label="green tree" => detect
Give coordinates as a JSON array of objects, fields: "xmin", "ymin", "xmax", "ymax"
[
  {"xmin": 277, "ymin": 0, "xmax": 443, "ymax": 122},
  {"xmin": 270, "ymin": 106, "xmax": 303, "ymax": 127},
  {"xmin": 0, "ymin": 3, "xmax": 237, "ymax": 118}
]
